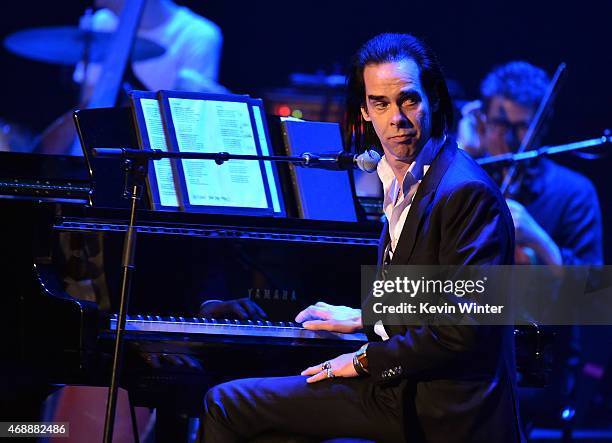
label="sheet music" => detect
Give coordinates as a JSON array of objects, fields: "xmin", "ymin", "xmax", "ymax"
[
  {"xmin": 140, "ymin": 98, "xmax": 179, "ymax": 207},
  {"xmin": 168, "ymin": 97, "xmax": 268, "ymax": 209}
]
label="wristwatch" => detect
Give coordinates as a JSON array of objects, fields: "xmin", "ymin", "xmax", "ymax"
[{"xmin": 353, "ymin": 343, "xmax": 369, "ymax": 375}]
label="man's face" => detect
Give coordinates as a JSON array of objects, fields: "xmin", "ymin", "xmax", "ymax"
[
  {"xmin": 480, "ymin": 95, "xmax": 534, "ymax": 156},
  {"xmin": 360, "ymin": 59, "xmax": 434, "ymax": 167}
]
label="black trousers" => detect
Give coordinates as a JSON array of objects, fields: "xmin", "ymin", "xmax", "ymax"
[{"xmin": 201, "ymin": 375, "xmax": 407, "ymax": 443}]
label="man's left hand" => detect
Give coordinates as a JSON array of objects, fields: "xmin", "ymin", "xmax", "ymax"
[
  {"xmin": 301, "ymin": 352, "xmax": 358, "ymax": 383},
  {"xmin": 199, "ymin": 298, "xmax": 267, "ymax": 321}
]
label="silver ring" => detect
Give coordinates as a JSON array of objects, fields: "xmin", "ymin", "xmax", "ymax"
[
  {"xmin": 321, "ymin": 361, "xmax": 332, "ymax": 371},
  {"xmin": 326, "ymin": 367, "xmax": 335, "ymax": 378}
]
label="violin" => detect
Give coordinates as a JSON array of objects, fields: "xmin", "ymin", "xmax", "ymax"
[{"xmin": 499, "ymin": 63, "xmax": 567, "ymax": 199}]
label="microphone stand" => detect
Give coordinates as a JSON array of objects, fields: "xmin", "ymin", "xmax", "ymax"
[
  {"xmin": 102, "ymin": 154, "xmax": 147, "ymax": 443},
  {"xmin": 476, "ymin": 131, "xmax": 611, "ymax": 167},
  {"xmin": 93, "ymin": 147, "xmax": 335, "ymax": 167},
  {"xmin": 95, "ymin": 146, "xmax": 360, "ymax": 442}
]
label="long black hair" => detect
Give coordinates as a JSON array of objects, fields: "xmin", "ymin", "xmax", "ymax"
[{"xmin": 345, "ymin": 33, "xmax": 453, "ymax": 152}]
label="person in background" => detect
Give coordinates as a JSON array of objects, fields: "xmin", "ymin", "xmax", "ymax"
[
  {"xmin": 458, "ymin": 61, "xmax": 602, "ymax": 266},
  {"xmin": 458, "ymin": 61, "xmax": 604, "ymax": 434},
  {"xmin": 75, "ymin": 0, "xmax": 228, "ymax": 96}
]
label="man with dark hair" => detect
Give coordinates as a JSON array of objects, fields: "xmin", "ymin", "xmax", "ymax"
[
  {"xmin": 459, "ymin": 61, "xmax": 603, "ymax": 432},
  {"xmin": 459, "ymin": 61, "xmax": 602, "ymax": 266},
  {"xmin": 201, "ymin": 33, "xmax": 522, "ymax": 442}
]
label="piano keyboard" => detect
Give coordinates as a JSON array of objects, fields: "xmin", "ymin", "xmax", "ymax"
[{"xmin": 109, "ymin": 314, "xmax": 367, "ymax": 342}]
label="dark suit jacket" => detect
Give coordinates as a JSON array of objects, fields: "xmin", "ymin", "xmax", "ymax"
[
  {"xmin": 521, "ymin": 158, "xmax": 603, "ymax": 265},
  {"xmin": 364, "ymin": 139, "xmax": 523, "ymax": 443}
]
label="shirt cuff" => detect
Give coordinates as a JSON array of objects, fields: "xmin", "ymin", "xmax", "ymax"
[{"xmin": 374, "ymin": 320, "xmax": 389, "ymax": 341}]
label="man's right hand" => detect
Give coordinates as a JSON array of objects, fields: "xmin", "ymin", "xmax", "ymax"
[{"xmin": 295, "ymin": 302, "xmax": 362, "ymax": 333}]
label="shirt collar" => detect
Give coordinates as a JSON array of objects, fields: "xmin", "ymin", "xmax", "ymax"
[{"xmin": 377, "ymin": 135, "xmax": 446, "ymax": 199}]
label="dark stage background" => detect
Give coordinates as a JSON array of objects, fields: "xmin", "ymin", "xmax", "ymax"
[{"xmin": 1, "ymin": 0, "xmax": 611, "ymax": 262}]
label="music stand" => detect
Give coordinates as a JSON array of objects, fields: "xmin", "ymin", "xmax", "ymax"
[{"xmin": 74, "ymin": 107, "xmax": 149, "ymax": 209}]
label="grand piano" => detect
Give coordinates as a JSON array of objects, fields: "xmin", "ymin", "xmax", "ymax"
[
  {"xmin": 0, "ymin": 109, "xmax": 552, "ymax": 440},
  {"xmin": 0, "ymin": 123, "xmax": 383, "ymax": 438}
]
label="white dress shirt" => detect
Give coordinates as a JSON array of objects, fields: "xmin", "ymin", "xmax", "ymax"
[{"xmin": 374, "ymin": 136, "xmax": 445, "ymax": 340}]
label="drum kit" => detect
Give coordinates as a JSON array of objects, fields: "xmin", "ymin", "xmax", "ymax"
[
  {"xmin": 1, "ymin": 24, "xmax": 164, "ymax": 152},
  {"xmin": 4, "ymin": 25, "xmax": 163, "ymax": 65}
]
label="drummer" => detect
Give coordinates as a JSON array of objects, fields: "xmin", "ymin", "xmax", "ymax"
[{"xmin": 74, "ymin": 0, "xmax": 228, "ymax": 98}]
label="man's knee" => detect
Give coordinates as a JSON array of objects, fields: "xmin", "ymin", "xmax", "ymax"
[
  {"xmin": 203, "ymin": 381, "xmax": 235, "ymax": 423},
  {"xmin": 201, "ymin": 381, "xmax": 244, "ymax": 442}
]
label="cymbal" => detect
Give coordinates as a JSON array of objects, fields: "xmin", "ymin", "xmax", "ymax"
[{"xmin": 4, "ymin": 26, "xmax": 165, "ymax": 65}]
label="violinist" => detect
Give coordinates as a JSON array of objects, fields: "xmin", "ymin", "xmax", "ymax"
[
  {"xmin": 459, "ymin": 61, "xmax": 603, "ymax": 266},
  {"xmin": 459, "ymin": 60, "xmax": 604, "ymax": 433}
]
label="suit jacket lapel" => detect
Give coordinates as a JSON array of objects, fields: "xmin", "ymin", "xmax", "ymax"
[
  {"xmin": 377, "ymin": 219, "xmax": 390, "ymax": 267},
  {"xmin": 390, "ymin": 139, "xmax": 457, "ymax": 264}
]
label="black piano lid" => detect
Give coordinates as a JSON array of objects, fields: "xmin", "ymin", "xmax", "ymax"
[
  {"xmin": 55, "ymin": 205, "xmax": 383, "ymax": 240},
  {"xmin": 0, "ymin": 151, "xmax": 91, "ymax": 203},
  {"xmin": 0, "ymin": 151, "xmax": 88, "ymax": 180}
]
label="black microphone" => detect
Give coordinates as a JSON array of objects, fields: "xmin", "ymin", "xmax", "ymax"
[{"xmin": 300, "ymin": 149, "xmax": 381, "ymax": 173}]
